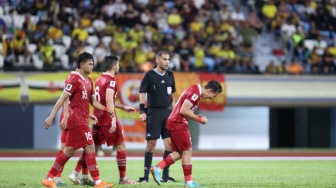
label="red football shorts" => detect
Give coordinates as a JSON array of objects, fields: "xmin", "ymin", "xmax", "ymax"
[
  {"xmin": 65, "ymin": 125, "xmax": 94, "ymax": 150},
  {"xmin": 168, "ymin": 122, "xmax": 192, "ymax": 151},
  {"xmin": 92, "ymin": 118, "xmax": 124, "ymax": 146},
  {"xmin": 60, "ymin": 129, "xmax": 68, "ymax": 143}
]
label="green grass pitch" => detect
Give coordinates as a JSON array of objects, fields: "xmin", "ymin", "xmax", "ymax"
[{"xmin": 0, "ymin": 159, "xmax": 336, "ymax": 187}]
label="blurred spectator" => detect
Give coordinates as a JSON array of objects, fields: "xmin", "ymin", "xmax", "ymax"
[
  {"xmin": 38, "ymin": 38, "xmax": 55, "ymax": 68},
  {"xmin": 314, "ymin": 35, "xmax": 327, "ymax": 55},
  {"xmin": 13, "ymin": 30, "xmax": 30, "ymax": 64},
  {"xmin": 261, "ymin": 0, "xmax": 277, "ymax": 31},
  {"xmin": 293, "ymin": 42, "xmax": 310, "ymax": 67},
  {"xmin": 247, "ymin": 11, "xmax": 262, "ymax": 33},
  {"xmin": 2, "ymin": 36, "xmax": 15, "ymax": 68},
  {"xmin": 189, "ymin": 16, "xmax": 204, "ymax": 33},
  {"xmin": 30, "ymin": 22, "xmax": 46, "ymax": 44},
  {"xmin": 190, "ymin": 42, "xmax": 206, "ymax": 71},
  {"xmin": 265, "ymin": 60, "xmax": 278, "ymax": 74},
  {"xmin": 231, "ymin": 7, "xmax": 246, "ymax": 22},
  {"xmin": 124, "ymin": 3, "xmax": 140, "ymax": 28},
  {"xmin": 175, "ymin": 40, "xmax": 193, "ymax": 71},
  {"xmin": 129, "ymin": 23, "xmax": 144, "ymax": 42},
  {"xmin": 238, "ymin": 21, "xmax": 258, "ymax": 54},
  {"xmin": 22, "ymin": 14, "xmax": 36, "ymax": 39},
  {"xmin": 134, "ymin": 42, "xmax": 148, "ymax": 71},
  {"xmin": 167, "ymin": 8, "xmax": 183, "ymax": 29},
  {"xmin": 322, "ymin": 47, "xmax": 335, "ymax": 74},
  {"xmin": 79, "ymin": 12, "xmax": 92, "ymax": 29},
  {"xmin": 307, "ymin": 20, "xmax": 319, "ymax": 39},
  {"xmin": 104, "ymin": 19, "xmax": 117, "ymax": 36},
  {"xmin": 216, "ymin": 43, "xmax": 236, "ymax": 72},
  {"xmin": 140, "ymin": 8, "xmax": 154, "ymax": 25},
  {"xmin": 48, "ymin": 21, "xmax": 64, "ymax": 44},
  {"xmin": 309, "ymin": 46, "xmax": 323, "ymax": 74},
  {"xmin": 120, "ymin": 47, "xmax": 135, "ymax": 72},
  {"xmin": 92, "ymin": 14, "xmax": 106, "ymax": 39},
  {"xmin": 94, "ymin": 40, "xmax": 108, "ymax": 71},
  {"xmin": 287, "ymin": 59, "xmax": 304, "ymax": 75},
  {"xmin": 155, "ymin": 5, "xmax": 169, "ymax": 30},
  {"xmin": 219, "ymin": 4, "xmax": 231, "ymax": 21},
  {"xmin": 281, "ymin": 18, "xmax": 296, "ymax": 49},
  {"xmin": 102, "ymin": 0, "xmax": 126, "ymax": 26},
  {"xmin": 71, "ymin": 22, "xmax": 88, "ymax": 45},
  {"xmin": 277, "ymin": 60, "xmax": 287, "ymax": 75}
]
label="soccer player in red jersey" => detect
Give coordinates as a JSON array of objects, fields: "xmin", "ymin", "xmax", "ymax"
[
  {"xmin": 52, "ymin": 71, "xmax": 95, "ymax": 186},
  {"xmin": 150, "ymin": 80, "xmax": 223, "ymax": 188},
  {"xmin": 92, "ymin": 55, "xmax": 138, "ymax": 185},
  {"xmin": 42, "ymin": 52, "xmax": 114, "ymax": 188}
]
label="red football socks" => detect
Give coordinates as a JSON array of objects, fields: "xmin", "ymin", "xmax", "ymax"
[
  {"xmin": 116, "ymin": 151, "xmax": 126, "ymax": 178},
  {"xmin": 86, "ymin": 153, "xmax": 100, "ymax": 181},
  {"xmin": 47, "ymin": 151, "xmax": 70, "ymax": 178},
  {"xmin": 158, "ymin": 154, "xmax": 175, "ymax": 169},
  {"xmin": 182, "ymin": 164, "xmax": 192, "ymax": 181}
]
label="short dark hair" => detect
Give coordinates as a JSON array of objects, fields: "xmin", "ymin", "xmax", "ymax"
[
  {"xmin": 76, "ymin": 52, "xmax": 94, "ymax": 68},
  {"xmin": 204, "ymin": 80, "xmax": 223, "ymax": 94},
  {"xmin": 156, "ymin": 50, "xmax": 169, "ymax": 58},
  {"xmin": 103, "ymin": 55, "xmax": 119, "ymax": 71}
]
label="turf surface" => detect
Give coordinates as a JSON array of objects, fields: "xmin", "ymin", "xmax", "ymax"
[{"xmin": 0, "ymin": 159, "xmax": 335, "ymax": 187}]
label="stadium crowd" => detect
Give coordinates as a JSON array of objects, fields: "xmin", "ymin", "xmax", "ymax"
[{"xmin": 0, "ymin": 0, "xmax": 335, "ymax": 74}]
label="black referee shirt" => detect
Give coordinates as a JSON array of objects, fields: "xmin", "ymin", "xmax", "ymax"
[{"xmin": 139, "ymin": 69, "xmax": 176, "ymax": 108}]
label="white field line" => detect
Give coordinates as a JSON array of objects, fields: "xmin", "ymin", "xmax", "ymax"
[{"xmin": 0, "ymin": 156, "xmax": 336, "ymax": 161}]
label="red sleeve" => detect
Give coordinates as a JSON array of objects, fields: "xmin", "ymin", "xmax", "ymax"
[
  {"xmin": 185, "ymin": 88, "xmax": 200, "ymax": 106},
  {"xmin": 106, "ymin": 78, "xmax": 116, "ymax": 91},
  {"xmin": 64, "ymin": 76, "xmax": 79, "ymax": 96}
]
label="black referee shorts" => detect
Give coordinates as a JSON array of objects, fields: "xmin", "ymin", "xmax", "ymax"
[{"xmin": 145, "ymin": 107, "xmax": 172, "ymax": 140}]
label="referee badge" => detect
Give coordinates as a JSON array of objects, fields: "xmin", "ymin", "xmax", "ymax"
[{"xmin": 167, "ymin": 87, "xmax": 172, "ymax": 95}]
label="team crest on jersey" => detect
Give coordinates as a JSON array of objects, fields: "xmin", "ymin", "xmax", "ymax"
[
  {"xmin": 110, "ymin": 81, "xmax": 116, "ymax": 87},
  {"xmin": 191, "ymin": 94, "xmax": 198, "ymax": 101},
  {"xmin": 65, "ymin": 84, "xmax": 72, "ymax": 91}
]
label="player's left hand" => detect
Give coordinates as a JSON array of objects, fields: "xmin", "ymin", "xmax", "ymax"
[
  {"xmin": 124, "ymin": 106, "xmax": 136, "ymax": 114},
  {"xmin": 89, "ymin": 114, "xmax": 98, "ymax": 124}
]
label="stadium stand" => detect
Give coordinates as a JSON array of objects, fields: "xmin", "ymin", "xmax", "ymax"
[{"xmin": 0, "ymin": 0, "xmax": 335, "ymax": 75}]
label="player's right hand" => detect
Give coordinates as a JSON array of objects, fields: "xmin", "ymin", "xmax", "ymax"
[
  {"xmin": 44, "ymin": 116, "xmax": 53, "ymax": 129},
  {"xmin": 59, "ymin": 117, "xmax": 67, "ymax": 130},
  {"xmin": 107, "ymin": 108, "xmax": 114, "ymax": 117},
  {"xmin": 109, "ymin": 118, "xmax": 117, "ymax": 133},
  {"xmin": 140, "ymin": 113, "xmax": 147, "ymax": 122},
  {"xmin": 200, "ymin": 116, "xmax": 208, "ymax": 124}
]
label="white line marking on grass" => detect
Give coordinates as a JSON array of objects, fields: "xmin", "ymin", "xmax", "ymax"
[{"xmin": 0, "ymin": 157, "xmax": 336, "ymax": 161}]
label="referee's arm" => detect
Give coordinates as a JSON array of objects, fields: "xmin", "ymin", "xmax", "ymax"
[{"xmin": 170, "ymin": 94, "xmax": 175, "ymax": 109}]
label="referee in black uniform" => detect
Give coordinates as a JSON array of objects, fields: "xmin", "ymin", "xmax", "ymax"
[{"xmin": 138, "ymin": 51, "xmax": 177, "ymax": 183}]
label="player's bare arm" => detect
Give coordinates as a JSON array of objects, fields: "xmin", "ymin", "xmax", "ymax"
[
  {"xmin": 59, "ymin": 98, "xmax": 70, "ymax": 130},
  {"xmin": 90, "ymin": 95, "xmax": 114, "ymax": 117},
  {"xmin": 106, "ymin": 88, "xmax": 117, "ymax": 133},
  {"xmin": 44, "ymin": 92, "xmax": 70, "ymax": 129},
  {"xmin": 180, "ymin": 100, "xmax": 208, "ymax": 124},
  {"xmin": 139, "ymin": 92, "xmax": 147, "ymax": 122},
  {"xmin": 116, "ymin": 102, "xmax": 136, "ymax": 113}
]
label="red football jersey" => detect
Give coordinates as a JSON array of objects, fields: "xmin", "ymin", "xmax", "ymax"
[
  {"xmin": 168, "ymin": 84, "xmax": 201, "ymax": 125},
  {"xmin": 64, "ymin": 72, "xmax": 94, "ymax": 129},
  {"xmin": 60, "ymin": 71, "xmax": 77, "ymax": 122},
  {"xmin": 93, "ymin": 73, "xmax": 118, "ymax": 126}
]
